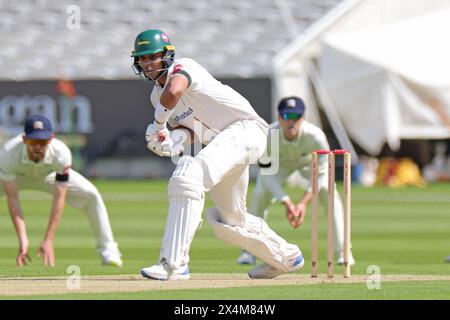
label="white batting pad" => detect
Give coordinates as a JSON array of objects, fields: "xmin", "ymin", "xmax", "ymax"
[
  {"xmin": 160, "ymin": 156, "xmax": 205, "ymax": 269},
  {"xmin": 206, "ymin": 208, "xmax": 301, "ymax": 272}
]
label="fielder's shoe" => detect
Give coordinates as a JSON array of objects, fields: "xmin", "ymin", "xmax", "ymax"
[
  {"xmin": 248, "ymin": 254, "xmax": 304, "ymax": 279},
  {"xmin": 337, "ymin": 251, "xmax": 356, "ymax": 266},
  {"xmin": 445, "ymin": 255, "xmax": 450, "ymax": 263},
  {"xmin": 237, "ymin": 251, "xmax": 256, "ymax": 265},
  {"xmin": 100, "ymin": 248, "xmax": 123, "ymax": 267},
  {"xmin": 141, "ymin": 262, "xmax": 190, "ymax": 281}
]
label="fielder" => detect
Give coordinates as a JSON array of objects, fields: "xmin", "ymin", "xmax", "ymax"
[
  {"xmin": 237, "ymin": 97, "xmax": 355, "ymax": 266},
  {"xmin": 0, "ymin": 115, "xmax": 122, "ymax": 267},
  {"xmin": 132, "ymin": 29, "xmax": 304, "ymax": 280}
]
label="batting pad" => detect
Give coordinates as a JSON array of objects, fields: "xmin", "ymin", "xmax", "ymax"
[
  {"xmin": 160, "ymin": 156, "xmax": 205, "ymax": 269},
  {"xmin": 206, "ymin": 208, "xmax": 301, "ymax": 272}
]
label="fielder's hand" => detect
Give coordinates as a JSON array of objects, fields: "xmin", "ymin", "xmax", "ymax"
[
  {"xmin": 282, "ymin": 198, "xmax": 298, "ymax": 228},
  {"xmin": 292, "ymin": 203, "xmax": 307, "ymax": 228},
  {"xmin": 282, "ymin": 199, "xmax": 305, "ymax": 229},
  {"xmin": 16, "ymin": 240, "xmax": 32, "ymax": 266},
  {"xmin": 37, "ymin": 239, "xmax": 55, "ymax": 267}
]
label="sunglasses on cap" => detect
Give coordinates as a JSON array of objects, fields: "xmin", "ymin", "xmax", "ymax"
[
  {"xmin": 281, "ymin": 113, "xmax": 302, "ymax": 121},
  {"xmin": 25, "ymin": 139, "xmax": 51, "ymax": 147}
]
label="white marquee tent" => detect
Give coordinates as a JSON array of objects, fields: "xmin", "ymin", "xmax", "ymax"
[{"xmin": 273, "ymin": 0, "xmax": 450, "ymax": 157}]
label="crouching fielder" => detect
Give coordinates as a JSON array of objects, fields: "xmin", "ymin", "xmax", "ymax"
[
  {"xmin": 0, "ymin": 115, "xmax": 122, "ymax": 267},
  {"xmin": 132, "ymin": 29, "xmax": 303, "ymax": 280},
  {"xmin": 237, "ymin": 97, "xmax": 355, "ymax": 266}
]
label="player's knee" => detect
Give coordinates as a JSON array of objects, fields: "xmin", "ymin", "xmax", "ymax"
[
  {"xmin": 168, "ymin": 155, "xmax": 205, "ymax": 200},
  {"xmin": 84, "ymin": 187, "xmax": 101, "ymax": 204},
  {"xmin": 206, "ymin": 208, "xmax": 260, "ymax": 245},
  {"xmin": 205, "ymin": 208, "xmax": 229, "ymax": 241}
]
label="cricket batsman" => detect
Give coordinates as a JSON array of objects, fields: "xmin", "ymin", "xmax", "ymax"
[
  {"xmin": 132, "ymin": 29, "xmax": 304, "ymax": 280},
  {"xmin": 237, "ymin": 97, "xmax": 356, "ymax": 266},
  {"xmin": 0, "ymin": 115, "xmax": 122, "ymax": 267}
]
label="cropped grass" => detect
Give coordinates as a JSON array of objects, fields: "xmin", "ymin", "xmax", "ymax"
[{"xmin": 0, "ymin": 180, "xmax": 449, "ymax": 299}]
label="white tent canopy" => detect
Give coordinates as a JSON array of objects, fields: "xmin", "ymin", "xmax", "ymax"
[
  {"xmin": 320, "ymin": 8, "xmax": 450, "ymax": 154},
  {"xmin": 273, "ymin": 0, "xmax": 450, "ymax": 156}
]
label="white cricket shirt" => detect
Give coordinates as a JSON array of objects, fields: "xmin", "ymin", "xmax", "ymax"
[
  {"xmin": 0, "ymin": 135, "xmax": 72, "ymax": 181},
  {"xmin": 265, "ymin": 121, "xmax": 329, "ymax": 171},
  {"xmin": 151, "ymin": 58, "xmax": 268, "ymax": 144},
  {"xmin": 258, "ymin": 121, "xmax": 330, "ymax": 197}
]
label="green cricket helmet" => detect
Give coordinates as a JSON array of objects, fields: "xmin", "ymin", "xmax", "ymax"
[{"xmin": 131, "ymin": 29, "xmax": 176, "ymax": 82}]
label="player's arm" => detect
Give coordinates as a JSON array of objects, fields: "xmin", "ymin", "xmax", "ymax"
[
  {"xmin": 160, "ymin": 75, "xmax": 189, "ymax": 109},
  {"xmin": 38, "ymin": 177, "xmax": 68, "ymax": 267},
  {"xmin": 154, "ymin": 75, "xmax": 189, "ymax": 129},
  {"xmin": 297, "ymin": 190, "xmax": 313, "ymax": 207},
  {"xmin": 146, "ymin": 75, "xmax": 191, "ymax": 156},
  {"xmin": 2, "ymin": 180, "xmax": 31, "ymax": 266},
  {"xmin": 291, "ymin": 191, "xmax": 312, "ymax": 229}
]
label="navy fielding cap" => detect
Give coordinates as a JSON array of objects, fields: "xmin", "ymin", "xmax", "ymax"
[
  {"xmin": 24, "ymin": 114, "xmax": 53, "ymax": 140},
  {"xmin": 277, "ymin": 96, "xmax": 306, "ymax": 117}
]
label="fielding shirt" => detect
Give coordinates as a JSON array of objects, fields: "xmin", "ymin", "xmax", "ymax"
[
  {"xmin": 0, "ymin": 135, "xmax": 72, "ymax": 181},
  {"xmin": 258, "ymin": 120, "xmax": 330, "ymax": 198},
  {"xmin": 151, "ymin": 58, "xmax": 268, "ymax": 144}
]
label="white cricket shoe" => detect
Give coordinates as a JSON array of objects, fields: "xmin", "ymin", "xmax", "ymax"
[
  {"xmin": 337, "ymin": 251, "xmax": 356, "ymax": 266},
  {"xmin": 141, "ymin": 261, "xmax": 190, "ymax": 281},
  {"xmin": 445, "ymin": 255, "xmax": 450, "ymax": 263},
  {"xmin": 248, "ymin": 254, "xmax": 304, "ymax": 279},
  {"xmin": 100, "ymin": 248, "xmax": 123, "ymax": 267},
  {"xmin": 237, "ymin": 251, "xmax": 256, "ymax": 265}
]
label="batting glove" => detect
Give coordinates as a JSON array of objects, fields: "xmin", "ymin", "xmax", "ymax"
[
  {"xmin": 146, "ymin": 123, "xmax": 174, "ymax": 157},
  {"xmin": 146, "ymin": 124, "xmax": 188, "ymax": 157}
]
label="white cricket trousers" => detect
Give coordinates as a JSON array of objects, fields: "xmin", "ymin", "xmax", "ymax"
[
  {"xmin": 0, "ymin": 170, "xmax": 118, "ymax": 253},
  {"xmin": 250, "ymin": 166, "xmax": 345, "ymax": 254},
  {"xmin": 162, "ymin": 119, "xmax": 302, "ymax": 271}
]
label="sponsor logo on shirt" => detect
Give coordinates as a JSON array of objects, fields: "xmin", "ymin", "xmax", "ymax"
[{"xmin": 174, "ymin": 107, "xmax": 193, "ymax": 122}]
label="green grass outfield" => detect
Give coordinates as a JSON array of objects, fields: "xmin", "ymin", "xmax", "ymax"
[{"xmin": 0, "ymin": 180, "xmax": 449, "ymax": 299}]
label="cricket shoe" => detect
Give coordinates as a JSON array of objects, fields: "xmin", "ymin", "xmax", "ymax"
[
  {"xmin": 248, "ymin": 254, "xmax": 304, "ymax": 279},
  {"xmin": 337, "ymin": 251, "xmax": 356, "ymax": 266},
  {"xmin": 445, "ymin": 255, "xmax": 450, "ymax": 263},
  {"xmin": 141, "ymin": 262, "xmax": 190, "ymax": 281},
  {"xmin": 237, "ymin": 251, "xmax": 256, "ymax": 265},
  {"xmin": 100, "ymin": 248, "xmax": 123, "ymax": 267}
]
